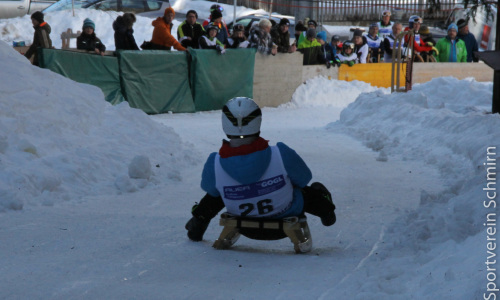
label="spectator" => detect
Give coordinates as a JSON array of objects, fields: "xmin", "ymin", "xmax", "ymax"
[
  {"xmin": 365, "ymin": 23, "xmax": 384, "ymax": 62},
  {"xmin": 202, "ymin": 4, "xmax": 228, "ymax": 31},
  {"xmin": 271, "ymin": 18, "xmax": 296, "ymax": 53},
  {"xmin": 352, "ymin": 29, "xmax": 368, "ymax": 64},
  {"xmin": 177, "ymin": 10, "xmax": 205, "ymax": 49},
  {"xmin": 204, "ymin": 8, "xmax": 229, "ymax": 45},
  {"xmin": 297, "ymin": 29, "xmax": 322, "ymax": 65},
  {"xmin": 383, "ymin": 22, "xmax": 405, "ymax": 63},
  {"xmin": 316, "ymin": 30, "xmax": 334, "ymax": 64},
  {"xmin": 457, "ymin": 18, "xmax": 479, "ymax": 62},
  {"xmin": 294, "ymin": 22, "xmax": 307, "ymax": 46},
  {"xmin": 226, "ymin": 23, "xmax": 249, "ymax": 49},
  {"xmin": 248, "ymin": 19, "xmax": 277, "ymax": 55},
  {"xmin": 24, "ymin": 11, "xmax": 52, "ymax": 66},
  {"xmin": 113, "ymin": 13, "xmax": 139, "ymax": 51},
  {"xmin": 434, "ymin": 23, "xmax": 467, "ymax": 62},
  {"xmin": 151, "ymin": 7, "xmax": 186, "ymax": 51},
  {"xmin": 419, "ymin": 25, "xmax": 436, "ymax": 46},
  {"xmin": 185, "ymin": 97, "xmax": 336, "ymax": 242},
  {"xmin": 404, "ymin": 15, "xmax": 434, "ymax": 62},
  {"xmin": 199, "ymin": 22, "xmax": 225, "ymax": 54},
  {"xmin": 297, "ymin": 19, "xmax": 318, "ymax": 48},
  {"xmin": 337, "ymin": 41, "xmax": 357, "ymax": 66},
  {"xmin": 378, "ymin": 9, "xmax": 394, "ymax": 39},
  {"xmin": 77, "ymin": 18, "xmax": 106, "ymax": 56},
  {"xmin": 330, "ymin": 35, "xmax": 342, "ymax": 56}
]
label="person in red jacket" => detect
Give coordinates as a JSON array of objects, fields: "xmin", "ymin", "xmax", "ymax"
[
  {"xmin": 404, "ymin": 15, "xmax": 434, "ymax": 61},
  {"xmin": 151, "ymin": 7, "xmax": 186, "ymax": 51}
]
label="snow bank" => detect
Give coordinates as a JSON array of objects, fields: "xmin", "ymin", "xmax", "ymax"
[
  {"xmin": 0, "ymin": 41, "xmax": 197, "ymax": 211},
  {"xmin": 329, "ymin": 77, "xmax": 499, "ymax": 299},
  {"xmin": 286, "ymin": 76, "xmax": 388, "ymax": 108}
]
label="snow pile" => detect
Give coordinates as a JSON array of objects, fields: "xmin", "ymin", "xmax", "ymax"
[
  {"xmin": 0, "ymin": 41, "xmax": 197, "ymax": 211},
  {"xmin": 287, "ymin": 76, "xmax": 387, "ymax": 108},
  {"xmin": 329, "ymin": 77, "xmax": 499, "ymax": 299}
]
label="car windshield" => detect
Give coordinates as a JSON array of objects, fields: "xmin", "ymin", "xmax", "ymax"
[
  {"xmin": 43, "ymin": 0, "xmax": 162, "ymax": 13},
  {"xmin": 43, "ymin": 0, "xmax": 99, "ymax": 12}
]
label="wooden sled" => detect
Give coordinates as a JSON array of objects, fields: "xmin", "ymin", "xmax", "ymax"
[{"xmin": 213, "ymin": 212, "xmax": 312, "ymax": 253}]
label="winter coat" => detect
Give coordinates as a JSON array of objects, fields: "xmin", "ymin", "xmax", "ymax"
[
  {"xmin": 203, "ymin": 22, "xmax": 229, "ymax": 46},
  {"xmin": 248, "ymin": 25, "xmax": 275, "ymax": 55},
  {"xmin": 25, "ymin": 22, "xmax": 52, "ymax": 66},
  {"xmin": 270, "ymin": 26, "xmax": 292, "ymax": 53},
  {"xmin": 337, "ymin": 51, "xmax": 357, "ymax": 63},
  {"xmin": 201, "ymin": 137, "xmax": 312, "ymax": 218},
  {"xmin": 297, "ymin": 38, "xmax": 321, "ymax": 49},
  {"xmin": 198, "ymin": 35, "xmax": 224, "ymax": 49},
  {"xmin": 77, "ymin": 32, "xmax": 106, "ymax": 53},
  {"xmin": 404, "ymin": 27, "xmax": 433, "ymax": 53},
  {"xmin": 434, "ymin": 37, "xmax": 467, "ymax": 62},
  {"xmin": 354, "ymin": 37, "xmax": 369, "ymax": 63},
  {"xmin": 457, "ymin": 32, "xmax": 479, "ymax": 62},
  {"xmin": 113, "ymin": 16, "xmax": 139, "ymax": 51},
  {"xmin": 226, "ymin": 37, "xmax": 250, "ymax": 49},
  {"xmin": 177, "ymin": 20, "xmax": 205, "ymax": 49},
  {"xmin": 151, "ymin": 17, "xmax": 186, "ymax": 51}
]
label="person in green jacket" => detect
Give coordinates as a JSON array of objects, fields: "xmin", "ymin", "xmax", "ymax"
[{"xmin": 434, "ymin": 23, "xmax": 467, "ymax": 62}]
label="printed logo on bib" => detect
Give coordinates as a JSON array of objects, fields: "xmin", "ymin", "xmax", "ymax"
[{"xmin": 223, "ymin": 175, "xmax": 286, "ymax": 200}]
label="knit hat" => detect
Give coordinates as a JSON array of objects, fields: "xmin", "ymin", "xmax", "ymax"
[
  {"xmin": 447, "ymin": 23, "xmax": 458, "ymax": 32},
  {"xmin": 457, "ymin": 19, "xmax": 467, "ymax": 29},
  {"xmin": 331, "ymin": 35, "xmax": 340, "ymax": 42},
  {"xmin": 369, "ymin": 22, "xmax": 379, "ymax": 29},
  {"xmin": 211, "ymin": 9, "xmax": 222, "ymax": 21},
  {"xmin": 186, "ymin": 9, "xmax": 198, "ymax": 19},
  {"xmin": 316, "ymin": 30, "xmax": 327, "ymax": 41},
  {"xmin": 82, "ymin": 18, "xmax": 95, "ymax": 30},
  {"xmin": 295, "ymin": 22, "xmax": 307, "ymax": 32},
  {"xmin": 306, "ymin": 28, "xmax": 316, "ymax": 39},
  {"xmin": 419, "ymin": 25, "xmax": 430, "ymax": 35},
  {"xmin": 30, "ymin": 11, "xmax": 44, "ymax": 23},
  {"xmin": 164, "ymin": 7, "xmax": 175, "ymax": 17},
  {"xmin": 307, "ymin": 19, "xmax": 318, "ymax": 28},
  {"xmin": 353, "ymin": 29, "xmax": 363, "ymax": 38},
  {"xmin": 279, "ymin": 18, "xmax": 290, "ymax": 27}
]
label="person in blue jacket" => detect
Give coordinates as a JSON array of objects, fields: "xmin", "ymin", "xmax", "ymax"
[{"xmin": 185, "ymin": 97, "xmax": 336, "ymax": 241}]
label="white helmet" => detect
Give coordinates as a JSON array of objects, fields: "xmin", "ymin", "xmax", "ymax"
[
  {"xmin": 222, "ymin": 97, "xmax": 262, "ymax": 138},
  {"xmin": 408, "ymin": 15, "xmax": 422, "ymax": 28}
]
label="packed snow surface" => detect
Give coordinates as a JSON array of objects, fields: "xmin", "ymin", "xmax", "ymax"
[{"xmin": 0, "ymin": 1, "xmax": 499, "ymax": 299}]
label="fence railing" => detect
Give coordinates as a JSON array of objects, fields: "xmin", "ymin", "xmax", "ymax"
[{"xmin": 215, "ymin": 0, "xmax": 458, "ymax": 23}]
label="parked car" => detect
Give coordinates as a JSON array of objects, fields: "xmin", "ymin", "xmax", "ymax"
[
  {"xmin": 42, "ymin": 0, "xmax": 169, "ymax": 18},
  {"xmin": 0, "ymin": 0, "xmax": 56, "ymax": 19},
  {"xmin": 437, "ymin": 4, "xmax": 497, "ymax": 50},
  {"xmin": 227, "ymin": 13, "xmax": 296, "ymax": 37}
]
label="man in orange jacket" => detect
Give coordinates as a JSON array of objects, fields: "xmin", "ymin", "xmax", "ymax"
[{"xmin": 151, "ymin": 7, "xmax": 187, "ymax": 51}]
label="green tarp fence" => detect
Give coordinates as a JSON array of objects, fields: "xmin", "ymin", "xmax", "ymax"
[
  {"xmin": 39, "ymin": 48, "xmax": 256, "ymax": 113},
  {"xmin": 39, "ymin": 48, "xmax": 125, "ymax": 105},
  {"xmin": 189, "ymin": 48, "xmax": 256, "ymax": 111},
  {"xmin": 117, "ymin": 50, "xmax": 195, "ymax": 114}
]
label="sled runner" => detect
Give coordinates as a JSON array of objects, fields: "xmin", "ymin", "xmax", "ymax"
[{"xmin": 212, "ymin": 212, "xmax": 313, "ymax": 253}]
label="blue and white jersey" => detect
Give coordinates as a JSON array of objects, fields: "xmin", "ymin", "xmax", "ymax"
[
  {"xmin": 384, "ymin": 34, "xmax": 406, "ymax": 62},
  {"xmin": 378, "ymin": 21, "xmax": 394, "ymax": 39},
  {"xmin": 214, "ymin": 146, "xmax": 294, "ymax": 218},
  {"xmin": 366, "ymin": 34, "xmax": 382, "ymax": 48}
]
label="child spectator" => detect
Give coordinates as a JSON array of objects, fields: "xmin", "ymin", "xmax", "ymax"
[
  {"xmin": 226, "ymin": 23, "xmax": 249, "ymax": 49},
  {"xmin": 113, "ymin": 13, "xmax": 139, "ymax": 51},
  {"xmin": 24, "ymin": 11, "xmax": 52, "ymax": 66},
  {"xmin": 337, "ymin": 41, "xmax": 357, "ymax": 66},
  {"xmin": 199, "ymin": 22, "xmax": 225, "ymax": 54},
  {"xmin": 77, "ymin": 18, "xmax": 106, "ymax": 56},
  {"xmin": 205, "ymin": 9, "xmax": 228, "ymax": 45}
]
